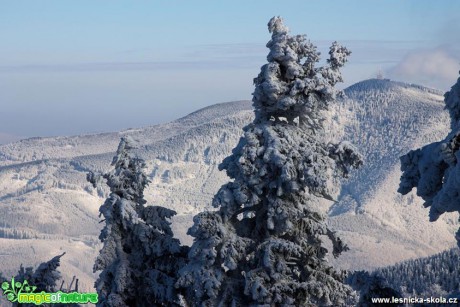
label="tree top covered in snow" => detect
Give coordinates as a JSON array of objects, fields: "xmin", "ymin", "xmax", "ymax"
[
  {"xmin": 178, "ymin": 16, "xmax": 362, "ymax": 306},
  {"xmin": 253, "ymin": 16, "xmax": 351, "ymax": 132}
]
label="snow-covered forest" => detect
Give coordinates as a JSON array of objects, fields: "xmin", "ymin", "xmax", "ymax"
[
  {"xmin": 1, "ymin": 15, "xmax": 460, "ymax": 306},
  {"xmin": 376, "ymin": 248, "xmax": 460, "ymax": 298}
]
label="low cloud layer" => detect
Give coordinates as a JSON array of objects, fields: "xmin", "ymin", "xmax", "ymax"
[{"xmin": 386, "ymin": 47, "xmax": 460, "ymax": 90}]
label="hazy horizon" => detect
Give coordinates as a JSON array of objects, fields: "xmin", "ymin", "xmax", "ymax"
[{"xmin": 1, "ymin": 0, "xmax": 459, "ymax": 144}]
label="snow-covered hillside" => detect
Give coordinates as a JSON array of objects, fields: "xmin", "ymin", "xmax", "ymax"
[
  {"xmin": 0, "ymin": 80, "xmax": 457, "ymax": 289},
  {"xmin": 0, "ymin": 100, "xmax": 253, "ymax": 289},
  {"xmin": 329, "ymin": 79, "xmax": 457, "ymax": 270},
  {"xmin": 376, "ymin": 247, "xmax": 460, "ymax": 298}
]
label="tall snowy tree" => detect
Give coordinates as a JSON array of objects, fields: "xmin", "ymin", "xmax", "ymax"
[
  {"xmin": 88, "ymin": 136, "xmax": 187, "ymax": 307},
  {"xmin": 178, "ymin": 16, "xmax": 363, "ymax": 306},
  {"xmin": 399, "ymin": 72, "xmax": 460, "ymax": 247}
]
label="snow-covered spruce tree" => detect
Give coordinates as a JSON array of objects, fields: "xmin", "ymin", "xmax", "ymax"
[
  {"xmin": 26, "ymin": 253, "xmax": 65, "ymax": 293},
  {"xmin": 15, "ymin": 253, "xmax": 66, "ymax": 293},
  {"xmin": 177, "ymin": 16, "xmax": 363, "ymax": 306},
  {"xmin": 347, "ymin": 271, "xmax": 402, "ymax": 307},
  {"xmin": 11, "ymin": 253, "xmax": 81, "ymax": 307},
  {"xmin": 399, "ymin": 72, "xmax": 460, "ymax": 247},
  {"xmin": 88, "ymin": 136, "xmax": 187, "ymax": 307}
]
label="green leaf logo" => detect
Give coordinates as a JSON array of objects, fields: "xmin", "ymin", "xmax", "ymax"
[
  {"xmin": 1, "ymin": 282, "xmax": 9, "ymax": 291},
  {"xmin": 1, "ymin": 277, "xmax": 36, "ymax": 302},
  {"xmin": 6, "ymin": 293, "xmax": 14, "ymax": 301}
]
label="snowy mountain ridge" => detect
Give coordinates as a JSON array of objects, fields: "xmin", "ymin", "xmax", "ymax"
[
  {"xmin": 0, "ymin": 100, "xmax": 252, "ymax": 167},
  {"xmin": 328, "ymin": 78, "xmax": 456, "ymax": 270},
  {"xmin": 0, "ymin": 79, "xmax": 457, "ymax": 290}
]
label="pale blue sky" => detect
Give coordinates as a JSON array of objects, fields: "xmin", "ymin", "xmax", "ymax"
[{"xmin": 1, "ymin": 1, "xmax": 460, "ymax": 143}]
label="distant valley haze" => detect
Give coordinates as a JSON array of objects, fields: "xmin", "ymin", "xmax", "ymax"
[{"xmin": 1, "ymin": 0, "xmax": 460, "ymax": 144}]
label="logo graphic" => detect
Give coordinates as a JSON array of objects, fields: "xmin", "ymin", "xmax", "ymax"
[
  {"xmin": 1, "ymin": 277, "xmax": 36, "ymax": 303},
  {"xmin": 1, "ymin": 277, "xmax": 98, "ymax": 305}
]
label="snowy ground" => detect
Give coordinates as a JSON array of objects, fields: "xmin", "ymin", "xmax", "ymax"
[{"xmin": 0, "ymin": 80, "xmax": 457, "ymax": 288}]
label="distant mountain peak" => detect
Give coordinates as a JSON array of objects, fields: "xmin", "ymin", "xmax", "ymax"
[
  {"xmin": 345, "ymin": 78, "xmax": 445, "ymax": 97},
  {"xmin": 0, "ymin": 79, "xmax": 456, "ymax": 280},
  {"xmin": 175, "ymin": 100, "xmax": 252, "ymax": 126}
]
